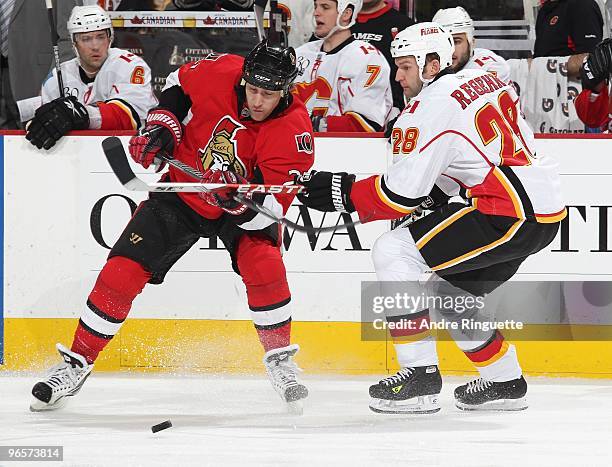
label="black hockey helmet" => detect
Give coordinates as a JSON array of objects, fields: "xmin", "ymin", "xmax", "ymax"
[{"xmin": 241, "ymin": 39, "xmax": 298, "ymax": 95}]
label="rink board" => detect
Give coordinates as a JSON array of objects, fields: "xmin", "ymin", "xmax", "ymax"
[{"xmin": 2, "ymin": 132, "xmax": 612, "ymax": 376}]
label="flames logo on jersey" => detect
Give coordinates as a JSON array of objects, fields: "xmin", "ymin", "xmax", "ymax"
[{"xmin": 198, "ymin": 116, "xmax": 247, "ymax": 176}]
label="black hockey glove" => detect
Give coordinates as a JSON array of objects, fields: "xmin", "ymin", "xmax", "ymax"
[
  {"xmin": 310, "ymin": 115, "xmax": 328, "ymax": 132},
  {"xmin": 26, "ymin": 96, "xmax": 89, "ymax": 150},
  {"xmin": 297, "ymin": 171, "xmax": 356, "ymax": 213},
  {"xmin": 580, "ymin": 38, "xmax": 612, "ymax": 91},
  {"xmin": 423, "ymin": 184, "xmax": 451, "ymax": 211}
]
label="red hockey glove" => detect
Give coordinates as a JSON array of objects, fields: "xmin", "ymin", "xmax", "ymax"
[
  {"xmin": 199, "ymin": 168, "xmax": 250, "ymax": 216},
  {"xmin": 128, "ymin": 109, "xmax": 182, "ymax": 169}
]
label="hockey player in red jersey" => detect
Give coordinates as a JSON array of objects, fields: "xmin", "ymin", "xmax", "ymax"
[
  {"xmin": 298, "ymin": 23, "xmax": 565, "ymax": 413},
  {"xmin": 30, "ymin": 40, "xmax": 314, "ymax": 413},
  {"xmin": 575, "ymin": 38, "xmax": 612, "ymax": 132},
  {"xmin": 24, "ymin": 5, "xmax": 157, "ymax": 150}
]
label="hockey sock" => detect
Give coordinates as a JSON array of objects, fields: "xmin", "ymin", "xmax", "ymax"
[
  {"xmin": 389, "ymin": 310, "xmax": 439, "ymax": 367},
  {"xmin": 461, "ymin": 331, "xmax": 522, "ymax": 382},
  {"xmin": 255, "ymin": 319, "xmax": 292, "ymax": 352},
  {"xmin": 71, "ymin": 257, "xmax": 150, "ymax": 364},
  {"xmin": 237, "ymin": 235, "xmax": 293, "ymax": 352}
]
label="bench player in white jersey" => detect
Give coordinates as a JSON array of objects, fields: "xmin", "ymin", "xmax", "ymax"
[
  {"xmin": 433, "ymin": 6, "xmax": 510, "ymax": 84},
  {"xmin": 25, "ymin": 5, "xmax": 157, "ymax": 151},
  {"xmin": 293, "ymin": 0, "xmax": 393, "ymax": 132},
  {"xmin": 298, "ymin": 23, "xmax": 566, "ymax": 413}
]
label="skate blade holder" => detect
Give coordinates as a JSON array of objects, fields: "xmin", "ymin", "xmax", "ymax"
[{"xmin": 369, "ymin": 394, "xmax": 441, "ymax": 414}]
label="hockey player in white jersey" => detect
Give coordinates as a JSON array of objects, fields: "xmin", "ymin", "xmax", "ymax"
[
  {"xmin": 433, "ymin": 6, "xmax": 511, "ymax": 84},
  {"xmin": 24, "ymin": 5, "xmax": 157, "ymax": 151},
  {"xmin": 293, "ymin": 0, "xmax": 393, "ymax": 132},
  {"xmin": 297, "ymin": 23, "xmax": 566, "ymax": 413}
]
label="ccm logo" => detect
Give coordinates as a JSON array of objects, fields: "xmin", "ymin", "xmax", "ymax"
[
  {"xmin": 236, "ymin": 185, "xmax": 305, "ymax": 194},
  {"xmin": 421, "ymin": 27, "xmax": 439, "ymax": 36}
]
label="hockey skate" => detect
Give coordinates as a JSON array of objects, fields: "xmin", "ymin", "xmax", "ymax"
[
  {"xmin": 30, "ymin": 343, "xmax": 93, "ymax": 412},
  {"xmin": 263, "ymin": 344, "xmax": 308, "ymax": 414},
  {"xmin": 369, "ymin": 366, "xmax": 442, "ymax": 414},
  {"xmin": 454, "ymin": 376, "xmax": 528, "ymax": 411}
]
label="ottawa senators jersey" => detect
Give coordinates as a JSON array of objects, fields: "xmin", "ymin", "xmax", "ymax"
[
  {"xmin": 39, "ymin": 48, "xmax": 157, "ymax": 130},
  {"xmin": 463, "ymin": 48, "xmax": 511, "ymax": 85},
  {"xmin": 293, "ymin": 37, "xmax": 393, "ymax": 132},
  {"xmin": 350, "ymin": 68, "xmax": 566, "ymax": 224},
  {"xmin": 162, "ymin": 53, "xmax": 314, "ymax": 226}
]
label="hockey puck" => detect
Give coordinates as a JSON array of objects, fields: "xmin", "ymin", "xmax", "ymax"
[{"xmin": 151, "ymin": 420, "xmax": 172, "ymax": 433}]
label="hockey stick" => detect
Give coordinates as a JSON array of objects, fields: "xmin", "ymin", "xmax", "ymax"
[
  {"xmin": 101, "ymin": 137, "xmax": 304, "ymax": 194},
  {"xmin": 101, "ymin": 137, "xmax": 367, "ymax": 233},
  {"xmin": 45, "ymin": 0, "xmax": 66, "ymax": 98}
]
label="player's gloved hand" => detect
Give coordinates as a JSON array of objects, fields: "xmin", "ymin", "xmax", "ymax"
[
  {"xmin": 297, "ymin": 170, "xmax": 356, "ymax": 212},
  {"xmin": 198, "ymin": 168, "xmax": 250, "ymax": 215},
  {"xmin": 310, "ymin": 115, "xmax": 328, "ymax": 132},
  {"xmin": 422, "ymin": 185, "xmax": 451, "ymax": 211},
  {"xmin": 580, "ymin": 38, "xmax": 612, "ymax": 91},
  {"xmin": 25, "ymin": 96, "xmax": 89, "ymax": 150},
  {"xmin": 128, "ymin": 109, "xmax": 182, "ymax": 169}
]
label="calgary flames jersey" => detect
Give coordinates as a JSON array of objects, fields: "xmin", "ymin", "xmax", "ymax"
[
  {"xmin": 463, "ymin": 48, "xmax": 511, "ymax": 84},
  {"xmin": 162, "ymin": 53, "xmax": 314, "ymax": 224},
  {"xmin": 350, "ymin": 68, "xmax": 566, "ymax": 224},
  {"xmin": 39, "ymin": 48, "xmax": 157, "ymax": 130},
  {"xmin": 293, "ymin": 37, "xmax": 393, "ymax": 132}
]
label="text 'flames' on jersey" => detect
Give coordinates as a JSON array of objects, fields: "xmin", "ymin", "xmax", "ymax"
[
  {"xmin": 293, "ymin": 38, "xmax": 393, "ymax": 132},
  {"xmin": 41, "ymin": 48, "xmax": 157, "ymax": 130},
  {"xmin": 350, "ymin": 68, "xmax": 566, "ymax": 224},
  {"xmin": 463, "ymin": 48, "xmax": 511, "ymax": 84},
  {"xmin": 163, "ymin": 53, "xmax": 314, "ymax": 220}
]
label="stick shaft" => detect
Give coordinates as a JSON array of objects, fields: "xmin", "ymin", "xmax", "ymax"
[{"xmin": 45, "ymin": 0, "xmax": 65, "ymax": 97}]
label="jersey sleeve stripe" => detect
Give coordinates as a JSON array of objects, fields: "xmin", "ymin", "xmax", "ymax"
[
  {"xmin": 375, "ymin": 175, "xmax": 420, "ymax": 213},
  {"xmin": 344, "ymin": 111, "xmax": 380, "ymax": 132},
  {"xmin": 104, "ymin": 98, "xmax": 140, "ymax": 129}
]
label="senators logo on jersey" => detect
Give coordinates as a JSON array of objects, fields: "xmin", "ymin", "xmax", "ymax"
[
  {"xmin": 295, "ymin": 132, "xmax": 314, "ymax": 154},
  {"xmin": 199, "ymin": 116, "xmax": 247, "ymax": 176}
]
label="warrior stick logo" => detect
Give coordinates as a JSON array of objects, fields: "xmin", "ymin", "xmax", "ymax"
[{"xmin": 199, "ymin": 116, "xmax": 247, "ymax": 176}]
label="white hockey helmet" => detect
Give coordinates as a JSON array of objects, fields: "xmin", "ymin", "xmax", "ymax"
[
  {"xmin": 432, "ymin": 7, "xmax": 474, "ymax": 43},
  {"xmin": 336, "ymin": 0, "xmax": 363, "ymax": 30},
  {"xmin": 68, "ymin": 5, "xmax": 114, "ymax": 44},
  {"xmin": 391, "ymin": 22, "xmax": 454, "ymax": 83}
]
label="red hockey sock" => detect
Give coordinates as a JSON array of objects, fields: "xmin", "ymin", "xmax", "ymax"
[
  {"xmin": 71, "ymin": 257, "xmax": 150, "ymax": 364},
  {"xmin": 256, "ymin": 320, "xmax": 291, "ymax": 352}
]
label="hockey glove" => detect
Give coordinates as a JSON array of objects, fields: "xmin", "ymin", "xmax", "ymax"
[
  {"xmin": 198, "ymin": 168, "xmax": 251, "ymax": 216},
  {"xmin": 580, "ymin": 38, "xmax": 612, "ymax": 91},
  {"xmin": 26, "ymin": 96, "xmax": 89, "ymax": 150},
  {"xmin": 128, "ymin": 109, "xmax": 182, "ymax": 169},
  {"xmin": 297, "ymin": 171, "xmax": 356, "ymax": 213},
  {"xmin": 310, "ymin": 115, "xmax": 328, "ymax": 132}
]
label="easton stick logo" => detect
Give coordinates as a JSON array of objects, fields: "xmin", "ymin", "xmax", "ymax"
[{"xmin": 198, "ymin": 116, "xmax": 247, "ymax": 176}]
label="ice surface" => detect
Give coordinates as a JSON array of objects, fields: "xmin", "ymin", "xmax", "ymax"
[{"xmin": 1, "ymin": 374, "xmax": 611, "ymax": 466}]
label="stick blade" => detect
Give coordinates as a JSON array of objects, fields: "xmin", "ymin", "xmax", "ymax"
[{"xmin": 102, "ymin": 137, "xmax": 149, "ymax": 191}]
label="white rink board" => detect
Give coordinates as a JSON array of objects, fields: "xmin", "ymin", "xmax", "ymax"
[{"xmin": 4, "ymin": 135, "xmax": 612, "ymax": 320}]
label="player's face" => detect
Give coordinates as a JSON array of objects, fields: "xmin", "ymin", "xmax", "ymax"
[
  {"xmin": 314, "ymin": 0, "xmax": 340, "ymax": 37},
  {"xmin": 394, "ymin": 56, "xmax": 424, "ymax": 99},
  {"xmin": 245, "ymin": 83, "xmax": 283, "ymax": 121},
  {"xmin": 74, "ymin": 30, "xmax": 111, "ymax": 73},
  {"xmin": 451, "ymin": 33, "xmax": 471, "ymax": 71}
]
